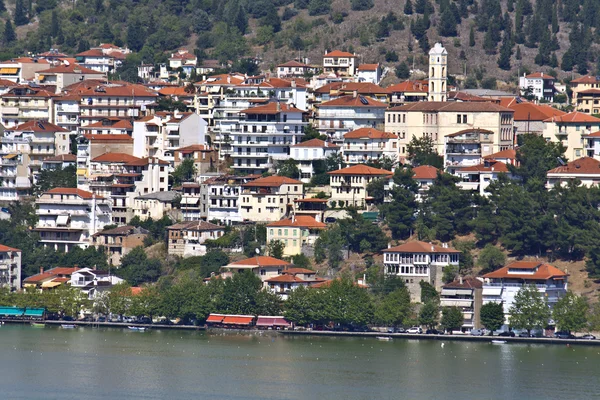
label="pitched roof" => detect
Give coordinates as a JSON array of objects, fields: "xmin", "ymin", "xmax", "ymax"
[
  {"xmin": 158, "ymin": 86, "xmax": 192, "ymax": 96},
  {"xmin": 266, "ymin": 215, "xmax": 326, "ymax": 229},
  {"xmin": 0, "ymin": 244, "xmax": 20, "ymax": 252},
  {"xmin": 385, "ymin": 241, "xmax": 460, "ymax": 253},
  {"xmin": 343, "ymin": 127, "xmax": 397, "ymax": 140},
  {"xmin": 265, "ymin": 274, "xmax": 306, "ymax": 283},
  {"xmin": 277, "ymin": 60, "xmax": 312, "ymax": 68},
  {"xmin": 524, "ymin": 72, "xmax": 555, "ymax": 80},
  {"xmin": 37, "ymin": 64, "xmax": 104, "ymax": 75},
  {"xmin": 10, "ymin": 120, "xmax": 68, "ymax": 133},
  {"xmin": 78, "ymin": 84, "xmax": 158, "ymax": 98},
  {"xmin": 389, "ymin": 101, "xmax": 513, "ymax": 113},
  {"xmin": 242, "ymin": 176, "xmax": 303, "ymax": 187},
  {"xmin": 174, "ymin": 144, "xmax": 213, "ymax": 153},
  {"xmin": 239, "ymin": 102, "xmax": 305, "ymax": 115},
  {"xmin": 291, "ymin": 138, "xmax": 339, "ymax": 148},
  {"xmin": 319, "ymin": 95, "xmax": 388, "ymax": 108},
  {"xmin": 446, "ymin": 128, "xmax": 494, "ymax": 138},
  {"xmin": 91, "ymin": 153, "xmax": 141, "ymax": 164},
  {"xmin": 76, "ymin": 49, "xmax": 105, "ymax": 57},
  {"xmin": 43, "ymin": 154, "xmax": 77, "ymax": 163},
  {"xmin": 324, "ymin": 50, "xmax": 356, "ymax": 57},
  {"xmin": 447, "ymin": 91, "xmax": 490, "ymax": 102},
  {"xmin": 283, "ymin": 267, "xmax": 316, "ymax": 275},
  {"xmin": 83, "ymin": 134, "xmax": 134, "ymax": 142},
  {"xmin": 357, "ymin": 64, "xmax": 379, "ymax": 71},
  {"xmin": 387, "ymin": 80, "xmax": 428, "ymax": 93},
  {"xmin": 547, "ymin": 157, "xmax": 600, "ymax": 175},
  {"xmin": 23, "ymin": 267, "xmax": 80, "ymax": 283},
  {"xmin": 571, "ymin": 76, "xmax": 600, "ymax": 84},
  {"xmin": 44, "ymin": 187, "xmax": 101, "ymax": 200},
  {"xmin": 94, "ymin": 225, "xmax": 148, "ymax": 236},
  {"xmin": 327, "ymin": 164, "xmax": 393, "ymax": 176},
  {"xmin": 314, "ymin": 82, "xmax": 390, "ymax": 95},
  {"xmin": 508, "ymin": 102, "xmax": 566, "ymax": 121},
  {"xmin": 196, "ymin": 74, "xmax": 245, "ymax": 86},
  {"xmin": 483, "ymin": 261, "xmax": 568, "ymax": 280},
  {"xmin": 228, "ymin": 256, "xmax": 291, "ymax": 267},
  {"xmin": 543, "ymin": 111, "xmax": 600, "ymax": 123},
  {"xmin": 167, "ymin": 221, "xmax": 223, "ymax": 231},
  {"xmin": 83, "ymin": 119, "xmax": 133, "ymax": 129},
  {"xmin": 483, "ymin": 149, "xmax": 517, "ymax": 160},
  {"xmin": 458, "ymin": 160, "xmax": 509, "ymax": 173},
  {"xmin": 412, "ymin": 165, "xmax": 440, "ymax": 179},
  {"xmin": 443, "ymin": 277, "xmax": 482, "ymax": 289}
]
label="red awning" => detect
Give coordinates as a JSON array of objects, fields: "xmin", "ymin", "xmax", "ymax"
[
  {"xmin": 206, "ymin": 314, "xmax": 224, "ymax": 323},
  {"xmin": 222, "ymin": 316, "xmax": 254, "ymax": 325},
  {"xmin": 256, "ymin": 316, "xmax": 290, "ymax": 327}
]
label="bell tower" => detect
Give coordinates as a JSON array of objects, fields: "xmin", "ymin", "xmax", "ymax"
[{"xmin": 428, "ymin": 43, "xmax": 448, "ymax": 102}]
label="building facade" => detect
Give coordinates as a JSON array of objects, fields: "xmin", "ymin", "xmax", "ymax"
[
  {"xmin": 0, "ymin": 244, "xmax": 21, "ymax": 291},
  {"xmin": 239, "ymin": 176, "xmax": 304, "ymax": 222},
  {"xmin": 328, "ymin": 164, "xmax": 392, "ymax": 208}
]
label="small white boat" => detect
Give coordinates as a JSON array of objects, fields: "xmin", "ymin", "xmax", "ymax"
[
  {"xmin": 376, "ymin": 336, "xmax": 392, "ymax": 341},
  {"xmin": 128, "ymin": 326, "xmax": 146, "ymax": 332},
  {"xmin": 61, "ymin": 324, "xmax": 76, "ymax": 329},
  {"xmin": 491, "ymin": 340, "xmax": 507, "ymax": 344}
]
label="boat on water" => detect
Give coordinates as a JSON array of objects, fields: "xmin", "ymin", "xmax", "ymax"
[
  {"xmin": 376, "ymin": 336, "xmax": 392, "ymax": 341},
  {"xmin": 31, "ymin": 322, "xmax": 46, "ymax": 328},
  {"xmin": 61, "ymin": 324, "xmax": 76, "ymax": 329},
  {"xmin": 491, "ymin": 340, "xmax": 507, "ymax": 344},
  {"xmin": 128, "ymin": 326, "xmax": 146, "ymax": 332}
]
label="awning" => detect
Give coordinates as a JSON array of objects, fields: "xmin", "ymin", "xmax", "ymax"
[
  {"xmin": 24, "ymin": 309, "xmax": 44, "ymax": 317},
  {"xmin": 76, "ymin": 168, "xmax": 88, "ymax": 176},
  {"xmin": 222, "ymin": 316, "xmax": 254, "ymax": 325},
  {"xmin": 0, "ymin": 68, "xmax": 18, "ymax": 74},
  {"xmin": 56, "ymin": 215, "xmax": 69, "ymax": 226},
  {"xmin": 0, "ymin": 307, "xmax": 23, "ymax": 316},
  {"xmin": 38, "ymin": 75, "xmax": 45, "ymax": 81},
  {"xmin": 41, "ymin": 281, "xmax": 63, "ymax": 288},
  {"xmin": 180, "ymin": 197, "xmax": 199, "ymax": 205},
  {"xmin": 206, "ymin": 314, "xmax": 224, "ymax": 323},
  {"xmin": 3, "ymin": 154, "xmax": 18, "ymax": 159},
  {"xmin": 256, "ymin": 316, "xmax": 290, "ymax": 327},
  {"xmin": 482, "ymin": 287, "xmax": 502, "ymax": 296}
]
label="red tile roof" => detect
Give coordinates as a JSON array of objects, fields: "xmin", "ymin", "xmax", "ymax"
[
  {"xmin": 91, "ymin": 153, "xmax": 140, "ymax": 163},
  {"xmin": 78, "ymin": 84, "xmax": 158, "ymax": 98},
  {"xmin": 446, "ymin": 128, "xmax": 494, "ymax": 138},
  {"xmin": 265, "ymin": 274, "xmax": 306, "ymax": 283},
  {"xmin": 412, "ymin": 165, "xmax": 440, "ymax": 179},
  {"xmin": 283, "ymin": 267, "xmax": 316, "ymax": 275},
  {"xmin": 38, "ymin": 64, "xmax": 104, "ymax": 75},
  {"xmin": 547, "ymin": 157, "xmax": 600, "ymax": 175},
  {"xmin": 571, "ymin": 76, "xmax": 600, "ymax": 84},
  {"xmin": 357, "ymin": 64, "xmax": 379, "ymax": 71},
  {"xmin": 387, "ymin": 80, "xmax": 428, "ymax": 93},
  {"xmin": 443, "ymin": 277, "xmax": 483, "ymax": 289},
  {"xmin": 43, "ymin": 154, "xmax": 77, "ymax": 162},
  {"xmin": 291, "ymin": 138, "xmax": 339, "ymax": 148},
  {"xmin": 267, "ymin": 215, "xmax": 326, "ymax": 229},
  {"xmin": 389, "ymin": 101, "xmax": 513, "ymax": 113},
  {"xmin": 83, "ymin": 119, "xmax": 132, "ymax": 129},
  {"xmin": 10, "ymin": 120, "xmax": 68, "ymax": 133},
  {"xmin": 239, "ymin": 102, "xmax": 305, "ymax": 115},
  {"xmin": 314, "ymin": 82, "xmax": 390, "ymax": 95},
  {"xmin": 0, "ymin": 244, "xmax": 20, "ymax": 252},
  {"xmin": 324, "ymin": 50, "xmax": 357, "ymax": 57},
  {"xmin": 458, "ymin": 160, "xmax": 509, "ymax": 173},
  {"xmin": 344, "ymin": 127, "xmax": 397, "ymax": 140},
  {"xmin": 483, "ymin": 261, "xmax": 568, "ymax": 280},
  {"xmin": 319, "ymin": 95, "xmax": 388, "ymax": 108},
  {"xmin": 23, "ymin": 267, "xmax": 81, "ymax": 283},
  {"xmin": 385, "ymin": 240, "xmax": 460, "ymax": 253},
  {"xmin": 448, "ymin": 91, "xmax": 490, "ymax": 102},
  {"xmin": 242, "ymin": 176, "xmax": 303, "ymax": 187},
  {"xmin": 166, "ymin": 221, "xmax": 223, "ymax": 231},
  {"xmin": 44, "ymin": 187, "xmax": 101, "ymax": 200},
  {"xmin": 525, "ymin": 72, "xmax": 555, "ymax": 80},
  {"xmin": 543, "ymin": 112, "xmax": 600, "ymax": 123},
  {"xmin": 196, "ymin": 74, "xmax": 245, "ymax": 86},
  {"xmin": 277, "ymin": 60, "xmax": 312, "ymax": 68},
  {"xmin": 483, "ymin": 149, "xmax": 517, "ymax": 160},
  {"xmin": 328, "ymin": 164, "xmax": 393, "ymax": 176},
  {"xmin": 76, "ymin": 49, "xmax": 105, "ymax": 57},
  {"xmin": 508, "ymin": 102, "xmax": 566, "ymax": 121},
  {"xmin": 174, "ymin": 144, "xmax": 213, "ymax": 152},
  {"xmin": 84, "ymin": 134, "xmax": 133, "ymax": 142},
  {"xmin": 229, "ymin": 256, "xmax": 291, "ymax": 267}
]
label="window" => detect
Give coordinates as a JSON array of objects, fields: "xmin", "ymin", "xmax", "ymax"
[
  {"xmin": 269, "ymin": 229, "xmax": 273, "ymax": 235},
  {"xmin": 284, "ymin": 229, "xmax": 288, "ymax": 236},
  {"xmin": 260, "ymin": 269, "xmax": 266, "ymax": 276},
  {"xmin": 278, "ymin": 229, "xmax": 282, "ymax": 235}
]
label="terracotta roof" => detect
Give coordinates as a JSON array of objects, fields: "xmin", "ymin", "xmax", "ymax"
[
  {"xmin": 448, "ymin": 91, "xmax": 491, "ymax": 102},
  {"xmin": 83, "ymin": 119, "xmax": 132, "ymax": 129},
  {"xmin": 509, "ymin": 102, "xmax": 566, "ymax": 121},
  {"xmin": 389, "ymin": 101, "xmax": 513, "ymax": 112},
  {"xmin": 357, "ymin": 64, "xmax": 379, "ymax": 71},
  {"xmin": 458, "ymin": 160, "xmax": 509, "ymax": 173},
  {"xmin": 0, "ymin": 78, "xmax": 18, "ymax": 87},
  {"xmin": 443, "ymin": 277, "xmax": 483, "ymax": 289},
  {"xmin": 446, "ymin": 128, "xmax": 494, "ymax": 138},
  {"xmin": 170, "ymin": 52, "xmax": 196, "ymax": 60},
  {"xmin": 84, "ymin": 134, "xmax": 133, "ymax": 142},
  {"xmin": 310, "ymin": 278, "xmax": 367, "ymax": 289},
  {"xmin": 324, "ymin": 50, "xmax": 356, "ymax": 57},
  {"xmin": 277, "ymin": 60, "xmax": 311, "ymax": 68},
  {"xmin": 385, "ymin": 241, "xmax": 460, "ymax": 253},
  {"xmin": 577, "ymin": 89, "xmax": 600, "ymax": 95},
  {"xmin": 91, "ymin": 153, "xmax": 140, "ymax": 163},
  {"xmin": 265, "ymin": 274, "xmax": 306, "ymax": 283},
  {"xmin": 159, "ymin": 86, "xmax": 192, "ymax": 96},
  {"xmin": 412, "ymin": 165, "xmax": 440, "ymax": 180},
  {"xmin": 228, "ymin": 256, "xmax": 291, "ymax": 267},
  {"xmin": 319, "ymin": 95, "xmax": 388, "ymax": 108},
  {"xmin": 283, "ymin": 267, "xmax": 316, "ymax": 275},
  {"xmin": 55, "ymin": 94, "xmax": 82, "ymax": 101},
  {"xmin": 24, "ymin": 267, "xmax": 80, "ymax": 283},
  {"xmin": 483, "ymin": 149, "xmax": 517, "ymax": 160},
  {"xmin": 44, "ymin": 187, "xmax": 101, "ymax": 200},
  {"xmin": 239, "ymin": 102, "xmax": 305, "ymax": 115},
  {"xmin": 588, "ymin": 131, "xmax": 600, "ymax": 138},
  {"xmin": 43, "ymin": 154, "xmax": 77, "ymax": 163},
  {"xmin": 94, "ymin": 225, "xmax": 140, "ymax": 236},
  {"xmin": 543, "ymin": 112, "xmax": 600, "ymax": 123},
  {"xmin": 291, "ymin": 138, "xmax": 339, "ymax": 148},
  {"xmin": 167, "ymin": 221, "xmax": 223, "ymax": 231},
  {"xmin": 175, "ymin": 144, "xmax": 213, "ymax": 152},
  {"xmin": 524, "ymin": 72, "xmax": 555, "ymax": 80},
  {"xmin": 483, "ymin": 261, "xmax": 568, "ymax": 280},
  {"xmin": 267, "ymin": 215, "xmax": 326, "ymax": 229},
  {"xmin": 76, "ymin": 49, "xmax": 105, "ymax": 57},
  {"xmin": 37, "ymin": 64, "xmax": 103, "ymax": 75},
  {"xmin": 196, "ymin": 74, "xmax": 245, "ymax": 86},
  {"xmin": 328, "ymin": 164, "xmax": 393, "ymax": 176},
  {"xmin": 9, "ymin": 120, "xmax": 67, "ymax": 133},
  {"xmin": 315, "ymin": 82, "xmax": 390, "ymax": 95},
  {"xmin": 343, "ymin": 127, "xmax": 397, "ymax": 140},
  {"xmin": 387, "ymin": 80, "xmax": 428, "ymax": 93},
  {"xmin": 242, "ymin": 175, "xmax": 303, "ymax": 187},
  {"xmin": 547, "ymin": 157, "xmax": 600, "ymax": 175},
  {"xmin": 78, "ymin": 84, "xmax": 158, "ymax": 98},
  {"xmin": 0, "ymin": 244, "xmax": 20, "ymax": 252},
  {"xmin": 571, "ymin": 76, "xmax": 600, "ymax": 84},
  {"xmin": 2, "ymin": 57, "xmax": 49, "ymax": 64}
]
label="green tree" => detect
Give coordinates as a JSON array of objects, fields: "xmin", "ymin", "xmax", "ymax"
[
  {"xmin": 406, "ymin": 135, "xmax": 443, "ymax": 168},
  {"xmin": 126, "ymin": 17, "xmax": 145, "ymax": 52},
  {"xmin": 374, "ymin": 287, "xmax": 413, "ymax": 327},
  {"xmin": 130, "ymin": 286, "xmax": 162, "ymax": 318},
  {"xmin": 509, "ymin": 284, "xmax": 551, "ymax": 335},
  {"xmin": 366, "ymin": 177, "xmax": 387, "ymax": 205},
  {"xmin": 395, "ymin": 61, "xmax": 410, "ymax": 79},
  {"xmin": 50, "ymin": 10, "xmax": 60, "ymax": 37},
  {"xmin": 380, "ymin": 167, "xmax": 419, "ymax": 239},
  {"xmin": 217, "ymin": 270, "xmax": 278, "ymax": 315},
  {"xmin": 480, "ymin": 302, "xmax": 504, "ymax": 332},
  {"xmin": 119, "ymin": 247, "xmax": 162, "ymax": 286},
  {"xmin": 351, "ymin": 0, "xmax": 374, "ymax": 11},
  {"xmin": 497, "ymin": 31, "xmax": 512, "ymax": 70},
  {"xmin": 441, "ymin": 306, "xmax": 463, "ymax": 333},
  {"xmin": 301, "ymin": 125, "xmax": 327, "ymax": 142},
  {"xmin": 107, "ymin": 282, "xmax": 133, "ymax": 317},
  {"xmin": 308, "ymin": 0, "xmax": 331, "ymax": 16},
  {"xmin": 552, "ymin": 291, "xmax": 588, "ymax": 334},
  {"xmin": 419, "ymin": 280, "xmax": 438, "ymax": 303},
  {"xmin": 404, "ymin": 0, "xmax": 413, "ymax": 14},
  {"xmin": 442, "ymin": 265, "xmax": 458, "ymax": 284},
  {"xmin": 14, "ymin": 0, "xmax": 28, "ymax": 26},
  {"xmin": 511, "ymin": 133, "xmax": 566, "ymax": 187},
  {"xmin": 234, "ymin": 5, "xmax": 248, "ymax": 34},
  {"xmin": 469, "ymin": 25, "xmax": 475, "ymax": 46},
  {"xmin": 438, "ymin": 7, "xmax": 457, "ymax": 36},
  {"xmin": 3, "ymin": 20, "xmax": 16, "ymax": 44},
  {"xmin": 267, "ymin": 240, "xmax": 285, "ymax": 259},
  {"xmin": 33, "ymin": 166, "xmax": 77, "ymax": 195},
  {"xmin": 324, "ymin": 278, "xmax": 374, "ymax": 327},
  {"xmin": 284, "ymin": 285, "xmax": 317, "ymax": 325},
  {"xmin": 171, "ymin": 158, "xmax": 196, "ymax": 186},
  {"xmin": 477, "ymin": 244, "xmax": 506, "ymax": 274},
  {"xmin": 419, "ymin": 301, "xmax": 439, "ymax": 329},
  {"xmin": 277, "ymin": 159, "xmax": 300, "ymax": 179}
]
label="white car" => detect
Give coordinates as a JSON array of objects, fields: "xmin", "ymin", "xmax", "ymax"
[{"xmin": 407, "ymin": 326, "xmax": 422, "ymax": 334}]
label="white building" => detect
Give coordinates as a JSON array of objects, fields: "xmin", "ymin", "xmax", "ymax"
[
  {"xmin": 356, "ymin": 64, "xmax": 382, "ymax": 84},
  {"xmin": 34, "ymin": 188, "xmax": 112, "ymax": 251},
  {"xmin": 168, "ymin": 49, "xmax": 197, "ymax": 76},
  {"xmin": 342, "ymin": 127, "xmax": 398, "ymax": 165},
  {"xmin": 290, "ymin": 139, "xmax": 339, "ymax": 182},
  {"xmin": 428, "ymin": 43, "xmax": 448, "ymax": 102},
  {"xmin": 133, "ymin": 191, "xmax": 180, "ymax": 221},
  {"xmin": 201, "ymin": 175, "xmax": 246, "ymax": 225},
  {"xmin": 75, "ymin": 44, "xmax": 130, "ymax": 73},
  {"xmin": 456, "ymin": 159, "xmax": 511, "ymax": 196},
  {"xmin": 0, "ymin": 57, "xmax": 50, "ymax": 83},
  {"xmin": 316, "ymin": 94, "xmax": 387, "ymax": 140},
  {"xmin": 276, "ymin": 60, "xmax": 316, "ymax": 78},
  {"xmin": 0, "ymin": 244, "xmax": 21, "ymax": 291},
  {"xmin": 166, "ymin": 221, "xmax": 225, "ymax": 257},
  {"xmin": 328, "ymin": 164, "xmax": 392, "ymax": 209},
  {"xmin": 519, "ymin": 72, "xmax": 556, "ymax": 102},
  {"xmin": 69, "ymin": 267, "xmax": 124, "ymax": 300},
  {"xmin": 0, "ymin": 85, "xmax": 54, "ymax": 128},
  {"xmin": 444, "ymin": 128, "xmax": 495, "ymax": 175},
  {"xmin": 323, "ymin": 50, "xmax": 358, "ymax": 77},
  {"xmin": 53, "ymin": 94, "xmax": 81, "ymax": 132},
  {"xmin": 482, "ymin": 261, "xmax": 568, "ymax": 325},
  {"xmin": 383, "ymin": 241, "xmax": 460, "ymax": 302},
  {"xmin": 546, "ymin": 157, "xmax": 600, "ymax": 188}
]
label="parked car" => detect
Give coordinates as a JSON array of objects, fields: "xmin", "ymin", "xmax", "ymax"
[
  {"xmin": 407, "ymin": 327, "xmax": 422, "ymax": 334},
  {"xmin": 123, "ymin": 316, "xmax": 137, "ymax": 323},
  {"xmin": 61, "ymin": 316, "xmax": 74, "ymax": 322},
  {"xmin": 387, "ymin": 327, "xmax": 396, "ymax": 333},
  {"xmin": 470, "ymin": 329, "xmax": 484, "ymax": 336},
  {"xmin": 581, "ymin": 334, "xmax": 596, "ymax": 340},
  {"xmin": 518, "ymin": 331, "xmax": 531, "ymax": 337},
  {"xmin": 138, "ymin": 317, "xmax": 152, "ymax": 324},
  {"xmin": 497, "ymin": 331, "xmax": 515, "ymax": 337},
  {"xmin": 426, "ymin": 329, "xmax": 442, "ymax": 335},
  {"xmin": 395, "ymin": 327, "xmax": 406, "ymax": 333},
  {"xmin": 96, "ymin": 316, "xmax": 106, "ymax": 323},
  {"xmin": 555, "ymin": 331, "xmax": 576, "ymax": 339}
]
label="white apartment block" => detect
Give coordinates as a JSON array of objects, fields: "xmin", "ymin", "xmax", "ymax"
[
  {"xmin": 201, "ymin": 175, "xmax": 247, "ymax": 225},
  {"xmin": 276, "ymin": 60, "xmax": 316, "ymax": 79},
  {"xmin": 519, "ymin": 72, "xmax": 556, "ymax": 102},
  {"xmin": 0, "ymin": 244, "xmax": 21, "ymax": 291},
  {"xmin": 239, "ymin": 176, "xmax": 304, "ymax": 222},
  {"xmin": 316, "ymin": 95, "xmax": 387, "ymax": 141},
  {"xmin": 444, "ymin": 128, "xmax": 495, "ymax": 175},
  {"xmin": 290, "ymin": 139, "xmax": 339, "ymax": 182},
  {"xmin": 75, "ymin": 44, "xmax": 130, "ymax": 73},
  {"xmin": 356, "ymin": 64, "xmax": 382, "ymax": 84},
  {"xmin": 323, "ymin": 50, "xmax": 358, "ymax": 77},
  {"xmin": 52, "ymin": 95, "xmax": 81, "ymax": 132},
  {"xmin": 0, "ymin": 86, "xmax": 54, "ymax": 128},
  {"xmin": 34, "ymin": 188, "xmax": 112, "ymax": 251},
  {"xmin": 328, "ymin": 164, "xmax": 392, "ymax": 209},
  {"xmin": 342, "ymin": 127, "xmax": 398, "ymax": 165},
  {"xmin": 383, "ymin": 241, "xmax": 460, "ymax": 302},
  {"xmin": 0, "ymin": 57, "xmax": 51, "ymax": 83}
]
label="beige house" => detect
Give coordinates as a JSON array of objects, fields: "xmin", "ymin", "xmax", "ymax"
[
  {"xmin": 385, "ymin": 102, "xmax": 514, "ymax": 163},
  {"xmin": 542, "ymin": 112, "xmax": 600, "ymax": 161},
  {"xmin": 328, "ymin": 164, "xmax": 393, "ymax": 208},
  {"xmin": 222, "ymin": 256, "xmax": 292, "ymax": 284},
  {"xmin": 239, "ymin": 176, "xmax": 304, "ymax": 222},
  {"xmin": 92, "ymin": 225, "xmax": 148, "ymax": 266},
  {"xmin": 546, "ymin": 157, "xmax": 600, "ymax": 188},
  {"xmin": 0, "ymin": 244, "xmax": 21, "ymax": 291},
  {"xmin": 266, "ymin": 215, "xmax": 326, "ymax": 257},
  {"xmin": 167, "ymin": 221, "xmax": 225, "ymax": 257},
  {"xmin": 570, "ymin": 76, "xmax": 600, "ymax": 114},
  {"xmin": 133, "ymin": 191, "xmax": 180, "ymax": 221},
  {"xmin": 342, "ymin": 127, "xmax": 398, "ymax": 165}
]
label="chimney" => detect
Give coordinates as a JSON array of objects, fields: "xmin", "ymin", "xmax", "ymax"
[
  {"xmin": 40, "ymin": 267, "xmax": 44, "ymax": 274},
  {"xmin": 353, "ymin": 90, "xmax": 358, "ymax": 98},
  {"xmin": 431, "ymin": 245, "xmax": 434, "ymax": 252},
  {"xmin": 276, "ymin": 102, "xmax": 281, "ymax": 111},
  {"xmin": 227, "ymin": 76, "xmax": 231, "ymax": 84},
  {"xmin": 388, "ymin": 243, "xmax": 391, "ymax": 249},
  {"xmin": 459, "ymin": 276, "xmax": 463, "ymax": 285}
]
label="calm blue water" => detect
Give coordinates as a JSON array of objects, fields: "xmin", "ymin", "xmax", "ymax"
[{"xmin": 0, "ymin": 325, "xmax": 598, "ymax": 399}]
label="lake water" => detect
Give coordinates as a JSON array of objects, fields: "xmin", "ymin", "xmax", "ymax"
[{"xmin": 1, "ymin": 325, "xmax": 599, "ymax": 399}]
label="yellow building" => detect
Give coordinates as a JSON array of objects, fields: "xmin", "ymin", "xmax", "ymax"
[
  {"xmin": 327, "ymin": 164, "xmax": 393, "ymax": 208},
  {"xmin": 542, "ymin": 112, "xmax": 600, "ymax": 161},
  {"xmin": 239, "ymin": 175, "xmax": 304, "ymax": 222},
  {"xmin": 570, "ymin": 76, "xmax": 600, "ymax": 114},
  {"xmin": 267, "ymin": 216, "xmax": 327, "ymax": 256}
]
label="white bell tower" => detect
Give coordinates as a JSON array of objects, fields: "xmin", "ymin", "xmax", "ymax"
[{"xmin": 428, "ymin": 43, "xmax": 448, "ymax": 102}]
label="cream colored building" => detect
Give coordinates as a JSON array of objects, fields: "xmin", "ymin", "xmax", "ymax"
[
  {"xmin": 342, "ymin": 127, "xmax": 398, "ymax": 165},
  {"xmin": 385, "ymin": 102, "xmax": 514, "ymax": 162},
  {"xmin": 266, "ymin": 215, "xmax": 326, "ymax": 257},
  {"xmin": 223, "ymin": 256, "xmax": 292, "ymax": 284},
  {"xmin": 570, "ymin": 76, "xmax": 600, "ymax": 114},
  {"xmin": 428, "ymin": 43, "xmax": 447, "ymax": 102},
  {"xmin": 133, "ymin": 191, "xmax": 180, "ymax": 221},
  {"xmin": 546, "ymin": 157, "xmax": 600, "ymax": 188},
  {"xmin": 542, "ymin": 112, "xmax": 600, "ymax": 161},
  {"xmin": 239, "ymin": 176, "xmax": 304, "ymax": 222},
  {"xmin": 327, "ymin": 164, "xmax": 393, "ymax": 208},
  {"xmin": 323, "ymin": 50, "xmax": 358, "ymax": 77},
  {"xmin": 166, "ymin": 221, "xmax": 225, "ymax": 258}
]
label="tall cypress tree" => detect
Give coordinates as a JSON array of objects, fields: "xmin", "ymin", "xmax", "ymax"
[
  {"xmin": 438, "ymin": 8, "xmax": 457, "ymax": 37},
  {"xmin": 469, "ymin": 25, "xmax": 475, "ymax": 46},
  {"xmin": 234, "ymin": 6, "xmax": 248, "ymax": 34},
  {"xmin": 50, "ymin": 10, "xmax": 60, "ymax": 37},
  {"xmin": 126, "ymin": 18, "xmax": 145, "ymax": 52},
  {"xmin": 14, "ymin": 0, "xmax": 28, "ymax": 26},
  {"xmin": 404, "ymin": 0, "xmax": 413, "ymax": 15},
  {"xmin": 497, "ymin": 32, "xmax": 512, "ymax": 70},
  {"xmin": 0, "ymin": 0, "xmax": 6, "ymax": 13},
  {"xmin": 4, "ymin": 19, "xmax": 16, "ymax": 44}
]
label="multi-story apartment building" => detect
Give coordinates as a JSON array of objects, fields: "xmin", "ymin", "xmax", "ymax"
[
  {"xmin": 132, "ymin": 191, "xmax": 180, "ymax": 221},
  {"xmin": 35, "ymin": 63, "xmax": 106, "ymax": 93},
  {"xmin": 0, "ymin": 57, "xmax": 50, "ymax": 83},
  {"xmin": 290, "ymin": 138, "xmax": 339, "ymax": 182},
  {"xmin": 52, "ymin": 94, "xmax": 81, "ymax": 132},
  {"xmin": 482, "ymin": 261, "xmax": 568, "ymax": 325},
  {"xmin": 316, "ymin": 95, "xmax": 387, "ymax": 141},
  {"xmin": 80, "ymin": 117, "xmax": 133, "ymax": 136},
  {"xmin": 388, "ymin": 80, "xmax": 428, "ymax": 106},
  {"xmin": 383, "ymin": 241, "xmax": 461, "ymax": 302},
  {"xmin": 166, "ymin": 221, "xmax": 225, "ymax": 257},
  {"xmin": 440, "ymin": 277, "xmax": 483, "ymax": 332},
  {"xmin": 570, "ymin": 75, "xmax": 600, "ymax": 114},
  {"xmin": 322, "ymin": 50, "xmax": 358, "ymax": 77},
  {"xmin": 177, "ymin": 182, "xmax": 202, "ymax": 221},
  {"xmin": 342, "ymin": 128, "xmax": 398, "ymax": 165},
  {"xmin": 312, "ymin": 82, "xmax": 390, "ymax": 106},
  {"xmin": 444, "ymin": 128, "xmax": 495, "ymax": 175},
  {"xmin": 168, "ymin": 49, "xmax": 197, "ymax": 76},
  {"xmin": 34, "ymin": 187, "xmax": 112, "ymax": 251},
  {"xmin": 385, "ymin": 102, "xmax": 515, "ymax": 163},
  {"xmin": 0, "ymin": 244, "xmax": 21, "ymax": 291},
  {"xmin": 266, "ymin": 215, "xmax": 326, "ymax": 256},
  {"xmin": 76, "ymin": 134, "xmax": 134, "ymax": 184},
  {"xmin": 81, "ymin": 153, "xmax": 169, "ymax": 224},
  {"xmin": 519, "ymin": 72, "xmax": 557, "ymax": 102},
  {"xmin": 173, "ymin": 144, "xmax": 217, "ymax": 175},
  {"xmin": 201, "ymin": 175, "xmax": 248, "ymax": 225},
  {"xmin": 276, "ymin": 60, "xmax": 316, "ymax": 78},
  {"xmin": 239, "ymin": 176, "xmax": 304, "ymax": 222},
  {"xmin": 542, "ymin": 112, "xmax": 600, "ymax": 161},
  {"xmin": 75, "ymin": 45, "xmax": 129, "ymax": 73},
  {"xmin": 328, "ymin": 164, "xmax": 392, "ymax": 208},
  {"xmin": 91, "ymin": 225, "xmax": 148, "ymax": 266},
  {"xmin": 231, "ymin": 102, "xmax": 306, "ymax": 174},
  {"xmin": 0, "ymin": 85, "xmax": 54, "ymax": 128},
  {"xmin": 456, "ymin": 159, "xmax": 511, "ymax": 196},
  {"xmin": 77, "ymin": 83, "xmax": 158, "ymax": 126}
]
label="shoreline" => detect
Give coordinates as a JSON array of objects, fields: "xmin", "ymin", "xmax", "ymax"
[
  {"xmin": 1, "ymin": 319, "xmax": 206, "ymax": 331},
  {"xmin": 278, "ymin": 329, "xmax": 600, "ymax": 346}
]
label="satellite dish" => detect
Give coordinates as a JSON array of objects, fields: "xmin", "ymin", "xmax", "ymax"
[
  {"xmin": 255, "ymin": 248, "xmax": 260, "ymax": 255},
  {"xmin": 64, "ymin": 60, "xmax": 70, "ymax": 66}
]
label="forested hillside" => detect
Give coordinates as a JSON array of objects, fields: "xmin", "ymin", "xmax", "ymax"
[{"xmin": 0, "ymin": 0, "xmax": 599, "ymax": 84}]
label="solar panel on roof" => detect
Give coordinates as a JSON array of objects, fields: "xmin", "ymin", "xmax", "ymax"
[{"xmin": 359, "ymin": 96, "xmax": 369, "ymax": 105}]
